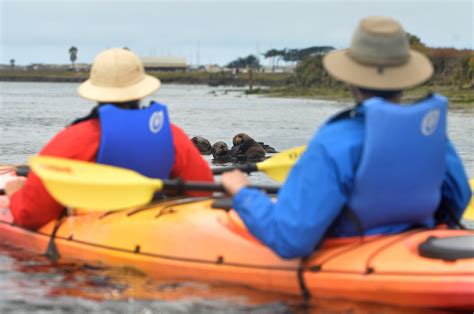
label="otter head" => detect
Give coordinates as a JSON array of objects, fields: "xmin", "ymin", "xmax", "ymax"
[
  {"xmin": 211, "ymin": 141, "xmax": 229, "ymax": 158},
  {"xmin": 191, "ymin": 136, "xmax": 211, "ymax": 154},
  {"xmin": 232, "ymin": 133, "xmax": 252, "ymax": 146}
]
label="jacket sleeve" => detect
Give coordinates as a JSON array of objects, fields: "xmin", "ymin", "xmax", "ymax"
[
  {"xmin": 232, "ymin": 137, "xmax": 353, "ymax": 259},
  {"xmin": 9, "ymin": 120, "xmax": 101, "ymax": 230},
  {"xmin": 439, "ymin": 140, "xmax": 472, "ymax": 224},
  {"xmin": 169, "ymin": 124, "xmax": 214, "ymax": 196}
]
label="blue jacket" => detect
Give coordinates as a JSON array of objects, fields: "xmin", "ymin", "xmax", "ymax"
[{"xmin": 232, "ymin": 95, "xmax": 472, "ymax": 259}]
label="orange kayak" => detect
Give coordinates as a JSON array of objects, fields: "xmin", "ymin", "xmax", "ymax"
[{"xmin": 0, "ymin": 194, "xmax": 473, "ymax": 310}]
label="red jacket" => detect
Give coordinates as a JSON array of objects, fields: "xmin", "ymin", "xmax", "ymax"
[{"xmin": 10, "ymin": 119, "xmax": 214, "ymax": 230}]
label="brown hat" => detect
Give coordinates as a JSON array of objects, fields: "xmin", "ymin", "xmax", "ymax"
[
  {"xmin": 323, "ymin": 16, "xmax": 433, "ymax": 90},
  {"xmin": 78, "ymin": 48, "xmax": 161, "ymax": 102}
]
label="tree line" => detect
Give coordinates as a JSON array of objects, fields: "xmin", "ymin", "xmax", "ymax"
[
  {"xmin": 292, "ymin": 33, "xmax": 473, "ymax": 89},
  {"xmin": 226, "ymin": 46, "xmax": 335, "ymax": 69},
  {"xmin": 407, "ymin": 34, "xmax": 473, "ymax": 87},
  {"xmin": 227, "ymin": 34, "xmax": 472, "ymax": 90}
]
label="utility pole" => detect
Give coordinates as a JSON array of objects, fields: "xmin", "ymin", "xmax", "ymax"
[
  {"xmin": 257, "ymin": 41, "xmax": 262, "ymax": 72},
  {"xmin": 197, "ymin": 40, "xmax": 200, "ymax": 68},
  {"xmin": 256, "ymin": 41, "xmax": 260, "ymax": 63},
  {"xmin": 189, "ymin": 48, "xmax": 193, "ymax": 68}
]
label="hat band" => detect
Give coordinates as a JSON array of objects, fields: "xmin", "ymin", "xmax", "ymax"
[{"xmin": 347, "ymin": 48, "xmax": 409, "ymax": 67}]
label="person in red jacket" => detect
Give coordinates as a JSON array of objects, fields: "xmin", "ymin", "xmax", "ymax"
[{"xmin": 5, "ymin": 48, "xmax": 214, "ymax": 230}]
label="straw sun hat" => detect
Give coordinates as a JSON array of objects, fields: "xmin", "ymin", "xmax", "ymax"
[
  {"xmin": 323, "ymin": 16, "xmax": 434, "ymax": 90},
  {"xmin": 78, "ymin": 48, "xmax": 161, "ymax": 102}
]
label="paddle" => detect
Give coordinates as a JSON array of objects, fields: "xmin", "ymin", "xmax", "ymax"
[
  {"xmin": 463, "ymin": 180, "xmax": 474, "ymax": 221},
  {"xmin": 1, "ymin": 156, "xmax": 473, "ymax": 221},
  {"xmin": 212, "ymin": 145, "xmax": 306, "ymax": 182},
  {"xmin": 25, "ymin": 156, "xmax": 279, "ymax": 211}
]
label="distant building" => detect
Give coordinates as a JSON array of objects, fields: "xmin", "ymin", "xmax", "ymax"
[
  {"xmin": 140, "ymin": 56, "xmax": 187, "ymax": 71},
  {"xmin": 27, "ymin": 63, "xmax": 45, "ymax": 70},
  {"xmin": 205, "ymin": 64, "xmax": 224, "ymax": 73}
]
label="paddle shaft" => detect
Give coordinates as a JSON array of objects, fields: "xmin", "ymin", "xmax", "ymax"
[
  {"xmin": 162, "ymin": 179, "xmax": 279, "ymax": 194},
  {"xmin": 14, "ymin": 166, "xmax": 30, "ymax": 177},
  {"xmin": 212, "ymin": 163, "xmax": 258, "ymax": 175},
  {"xmin": 0, "ymin": 180, "xmax": 280, "ymax": 196}
]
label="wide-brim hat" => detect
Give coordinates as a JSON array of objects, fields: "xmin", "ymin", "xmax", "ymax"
[
  {"xmin": 78, "ymin": 48, "xmax": 161, "ymax": 102},
  {"xmin": 323, "ymin": 16, "xmax": 434, "ymax": 90}
]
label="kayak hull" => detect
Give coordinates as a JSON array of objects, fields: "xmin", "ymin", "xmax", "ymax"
[{"xmin": 0, "ymin": 198, "xmax": 473, "ymax": 309}]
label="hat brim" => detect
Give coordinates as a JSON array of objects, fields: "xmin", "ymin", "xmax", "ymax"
[
  {"xmin": 77, "ymin": 74, "xmax": 161, "ymax": 102},
  {"xmin": 323, "ymin": 49, "xmax": 433, "ymax": 90}
]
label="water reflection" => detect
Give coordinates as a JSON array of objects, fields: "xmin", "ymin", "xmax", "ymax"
[
  {"xmin": 0, "ymin": 243, "xmax": 297, "ymax": 313},
  {"xmin": 0, "ymin": 242, "xmax": 461, "ymax": 314}
]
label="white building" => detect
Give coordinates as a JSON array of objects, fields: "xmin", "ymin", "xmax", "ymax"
[{"xmin": 140, "ymin": 56, "xmax": 187, "ymax": 71}]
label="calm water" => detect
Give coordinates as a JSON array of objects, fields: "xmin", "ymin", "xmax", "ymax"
[{"xmin": 0, "ymin": 82, "xmax": 472, "ymax": 313}]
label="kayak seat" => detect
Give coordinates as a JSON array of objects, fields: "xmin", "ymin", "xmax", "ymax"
[{"xmin": 418, "ymin": 235, "xmax": 474, "ymax": 260}]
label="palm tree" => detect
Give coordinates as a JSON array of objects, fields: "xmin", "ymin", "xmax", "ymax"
[
  {"xmin": 10, "ymin": 59, "xmax": 15, "ymax": 69},
  {"xmin": 69, "ymin": 46, "xmax": 78, "ymax": 69}
]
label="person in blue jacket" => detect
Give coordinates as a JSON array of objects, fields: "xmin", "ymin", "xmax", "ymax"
[{"xmin": 221, "ymin": 16, "xmax": 472, "ymax": 259}]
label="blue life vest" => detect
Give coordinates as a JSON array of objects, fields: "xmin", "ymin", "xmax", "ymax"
[
  {"xmin": 343, "ymin": 94, "xmax": 448, "ymax": 233},
  {"xmin": 97, "ymin": 102, "xmax": 174, "ymax": 179}
]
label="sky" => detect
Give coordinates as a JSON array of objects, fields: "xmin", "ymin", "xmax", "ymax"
[{"xmin": 0, "ymin": 0, "xmax": 472, "ymax": 66}]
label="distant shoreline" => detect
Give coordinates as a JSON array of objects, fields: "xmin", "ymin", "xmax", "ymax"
[
  {"xmin": 0, "ymin": 76, "xmax": 84, "ymax": 83},
  {"xmin": 0, "ymin": 69, "xmax": 292, "ymax": 86},
  {"xmin": 248, "ymin": 86, "xmax": 474, "ymax": 110},
  {"xmin": 1, "ymin": 70, "xmax": 472, "ymax": 109}
]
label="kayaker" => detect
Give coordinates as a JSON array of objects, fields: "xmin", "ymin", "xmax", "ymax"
[
  {"xmin": 221, "ymin": 16, "xmax": 472, "ymax": 259},
  {"xmin": 5, "ymin": 48, "xmax": 214, "ymax": 230}
]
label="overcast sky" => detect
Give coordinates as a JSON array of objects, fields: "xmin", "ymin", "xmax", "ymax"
[{"xmin": 0, "ymin": 0, "xmax": 472, "ymax": 66}]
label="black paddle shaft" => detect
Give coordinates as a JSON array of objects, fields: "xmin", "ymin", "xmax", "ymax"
[
  {"xmin": 15, "ymin": 166, "xmax": 30, "ymax": 177},
  {"xmin": 0, "ymin": 178, "xmax": 280, "ymax": 196},
  {"xmin": 212, "ymin": 163, "xmax": 259, "ymax": 175},
  {"xmin": 162, "ymin": 179, "xmax": 279, "ymax": 194}
]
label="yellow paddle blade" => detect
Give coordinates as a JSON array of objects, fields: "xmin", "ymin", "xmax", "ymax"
[
  {"xmin": 462, "ymin": 179, "xmax": 474, "ymax": 221},
  {"xmin": 257, "ymin": 145, "xmax": 306, "ymax": 182},
  {"xmin": 30, "ymin": 156, "xmax": 163, "ymax": 211}
]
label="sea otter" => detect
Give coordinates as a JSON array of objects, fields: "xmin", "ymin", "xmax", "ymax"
[
  {"xmin": 231, "ymin": 133, "xmax": 266, "ymax": 162},
  {"xmin": 211, "ymin": 141, "xmax": 234, "ymax": 163},
  {"xmin": 191, "ymin": 136, "xmax": 212, "ymax": 155},
  {"xmin": 258, "ymin": 142, "xmax": 278, "ymax": 153}
]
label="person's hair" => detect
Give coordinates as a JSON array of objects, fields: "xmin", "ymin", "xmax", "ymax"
[
  {"xmin": 70, "ymin": 99, "xmax": 141, "ymax": 126},
  {"xmin": 358, "ymin": 88, "xmax": 402, "ymax": 100},
  {"xmin": 98, "ymin": 99, "xmax": 140, "ymax": 109}
]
